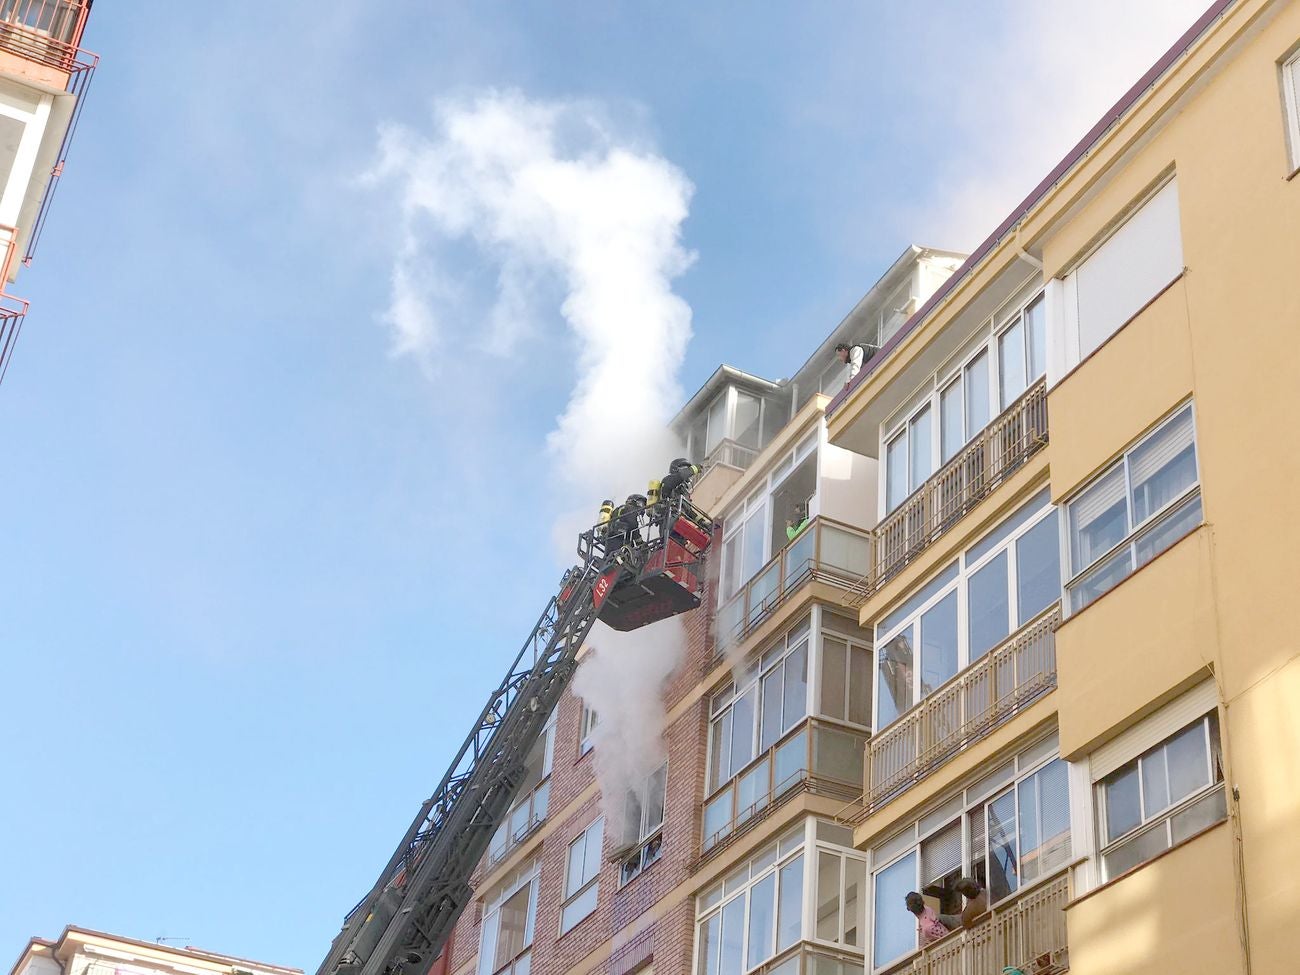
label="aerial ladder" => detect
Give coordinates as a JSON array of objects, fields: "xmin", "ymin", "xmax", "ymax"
[{"xmin": 316, "ymin": 488, "xmax": 715, "ymax": 975}]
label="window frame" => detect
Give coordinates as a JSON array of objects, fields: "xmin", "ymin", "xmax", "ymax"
[
  {"xmin": 1095, "ymin": 713, "xmax": 1225, "ymax": 882},
  {"xmin": 1282, "ymin": 46, "xmax": 1300, "ymax": 172},
  {"xmin": 717, "ymin": 430, "xmax": 821, "ymax": 608},
  {"xmin": 477, "ymin": 860, "xmax": 540, "ymax": 975},
  {"xmin": 694, "ymin": 825, "xmax": 809, "ymax": 975},
  {"xmin": 873, "ymin": 490, "xmax": 1058, "ymax": 731},
  {"xmin": 706, "ymin": 618, "xmax": 812, "ymax": 795},
  {"xmin": 579, "ymin": 704, "xmax": 598, "ymax": 756},
  {"xmin": 488, "ymin": 712, "xmax": 556, "ymax": 865},
  {"xmin": 880, "ymin": 288, "xmax": 1046, "ymax": 514},
  {"xmin": 1062, "ymin": 402, "xmax": 1202, "ymax": 615},
  {"xmin": 560, "ymin": 817, "xmax": 605, "ymax": 935},
  {"xmin": 868, "ymin": 738, "xmax": 1069, "ymax": 971},
  {"xmin": 619, "ymin": 763, "xmax": 668, "ymax": 887}
]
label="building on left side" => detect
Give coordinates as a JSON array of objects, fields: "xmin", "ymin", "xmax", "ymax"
[
  {"xmin": 0, "ymin": 0, "xmax": 97, "ymax": 383},
  {"xmin": 9, "ymin": 927, "xmax": 299, "ymax": 975}
]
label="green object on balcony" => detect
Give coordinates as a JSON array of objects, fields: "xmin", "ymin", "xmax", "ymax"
[{"xmin": 1002, "ymin": 969, "xmax": 1026, "ymax": 975}]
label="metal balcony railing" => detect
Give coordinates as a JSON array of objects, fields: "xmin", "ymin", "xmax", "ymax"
[
  {"xmin": 0, "ymin": 292, "xmax": 28, "ymax": 386},
  {"xmin": 750, "ymin": 942, "xmax": 865, "ymax": 975},
  {"xmin": 716, "ymin": 517, "xmax": 874, "ymax": 654},
  {"xmin": 882, "ymin": 871, "xmax": 1070, "ymax": 975},
  {"xmin": 861, "ymin": 606, "xmax": 1060, "ymax": 816},
  {"xmin": 699, "ymin": 717, "xmax": 868, "ymax": 865},
  {"xmin": 485, "ymin": 780, "xmax": 549, "ymax": 871},
  {"xmin": 848, "ymin": 381, "xmax": 1049, "ymax": 606},
  {"xmin": 701, "ymin": 437, "xmax": 760, "ymax": 477},
  {"xmin": 0, "ymin": 0, "xmax": 90, "ymax": 70}
]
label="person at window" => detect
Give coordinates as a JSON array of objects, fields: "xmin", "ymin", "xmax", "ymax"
[
  {"xmin": 785, "ymin": 501, "xmax": 810, "ymax": 542},
  {"xmin": 955, "ymin": 878, "xmax": 988, "ymax": 929},
  {"xmin": 905, "ymin": 891, "xmax": 957, "ymax": 946},
  {"xmin": 835, "ymin": 342, "xmax": 867, "ymax": 385}
]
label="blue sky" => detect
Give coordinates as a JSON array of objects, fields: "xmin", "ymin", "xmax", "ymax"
[{"xmin": 0, "ymin": 1, "xmax": 1207, "ymax": 969}]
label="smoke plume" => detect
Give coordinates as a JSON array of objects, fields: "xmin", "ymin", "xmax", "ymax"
[{"xmin": 367, "ymin": 89, "xmax": 695, "ymax": 822}]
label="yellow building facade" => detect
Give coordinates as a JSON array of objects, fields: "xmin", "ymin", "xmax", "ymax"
[{"xmin": 827, "ymin": 0, "xmax": 1300, "ymax": 972}]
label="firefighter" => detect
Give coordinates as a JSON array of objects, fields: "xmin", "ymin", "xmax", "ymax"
[
  {"xmin": 659, "ymin": 457, "xmax": 700, "ymax": 501},
  {"xmin": 605, "ymin": 494, "xmax": 645, "ymax": 557}
]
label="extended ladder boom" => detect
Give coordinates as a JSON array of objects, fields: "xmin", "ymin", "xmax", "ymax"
[{"xmin": 317, "ymin": 494, "xmax": 713, "ymax": 975}]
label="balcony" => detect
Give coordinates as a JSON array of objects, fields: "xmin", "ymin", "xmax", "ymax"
[
  {"xmin": 0, "ymin": 0, "xmax": 90, "ymax": 71},
  {"xmin": 750, "ymin": 943, "xmax": 865, "ymax": 975},
  {"xmin": 861, "ymin": 606, "xmax": 1060, "ymax": 814},
  {"xmin": 717, "ymin": 518, "xmax": 874, "ymax": 653},
  {"xmin": 702, "ymin": 437, "xmax": 760, "ymax": 477},
  {"xmin": 0, "ymin": 292, "xmax": 27, "ymax": 385},
  {"xmin": 699, "ymin": 717, "xmax": 868, "ymax": 865},
  {"xmin": 485, "ymin": 780, "xmax": 549, "ymax": 871},
  {"xmin": 851, "ymin": 380, "xmax": 1048, "ymax": 604},
  {"xmin": 884, "ymin": 871, "xmax": 1070, "ymax": 975}
]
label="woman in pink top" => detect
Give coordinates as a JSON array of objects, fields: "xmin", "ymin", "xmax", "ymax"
[{"xmin": 904, "ymin": 892, "xmax": 957, "ymax": 946}]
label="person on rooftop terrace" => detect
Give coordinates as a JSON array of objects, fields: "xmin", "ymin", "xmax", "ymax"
[
  {"xmin": 905, "ymin": 891, "xmax": 957, "ymax": 947},
  {"xmin": 834, "ymin": 341, "xmax": 867, "ymax": 385}
]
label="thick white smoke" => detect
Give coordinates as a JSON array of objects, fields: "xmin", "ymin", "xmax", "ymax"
[{"xmin": 367, "ymin": 90, "xmax": 695, "ymax": 822}]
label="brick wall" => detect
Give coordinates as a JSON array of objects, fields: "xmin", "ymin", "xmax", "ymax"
[{"xmin": 446, "ymin": 573, "xmax": 717, "ymax": 975}]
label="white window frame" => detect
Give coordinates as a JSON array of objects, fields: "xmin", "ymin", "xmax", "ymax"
[
  {"xmin": 1094, "ymin": 712, "xmax": 1225, "ymax": 883},
  {"xmin": 879, "ymin": 287, "xmax": 1046, "ymax": 516},
  {"xmin": 706, "ymin": 618, "xmax": 812, "ymax": 794},
  {"xmin": 488, "ymin": 712, "xmax": 556, "ymax": 865},
  {"xmin": 1285, "ymin": 46, "xmax": 1300, "ymax": 171},
  {"xmin": 717, "ymin": 430, "xmax": 820, "ymax": 609},
  {"xmin": 873, "ymin": 490, "xmax": 1058, "ymax": 731},
  {"xmin": 579, "ymin": 704, "xmax": 598, "ymax": 756},
  {"xmin": 1062, "ymin": 402, "xmax": 1202, "ymax": 615},
  {"xmin": 694, "ymin": 826, "xmax": 809, "ymax": 975},
  {"xmin": 477, "ymin": 859, "xmax": 540, "ymax": 975},
  {"xmin": 815, "ymin": 621, "xmax": 873, "ymax": 729},
  {"xmin": 869, "ymin": 737, "xmax": 1069, "ymax": 972},
  {"xmin": 619, "ymin": 763, "xmax": 667, "ymax": 887},
  {"xmin": 560, "ymin": 817, "xmax": 604, "ymax": 935}
]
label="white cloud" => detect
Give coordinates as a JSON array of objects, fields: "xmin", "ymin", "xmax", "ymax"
[{"xmin": 365, "ymin": 89, "xmax": 698, "ymax": 820}]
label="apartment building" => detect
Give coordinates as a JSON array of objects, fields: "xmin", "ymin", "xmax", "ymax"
[
  {"xmin": 445, "ymin": 3, "xmax": 1300, "ymax": 975},
  {"xmin": 0, "ymin": 0, "xmax": 95, "ymax": 383},
  {"xmin": 8, "ymin": 928, "xmax": 299, "ymax": 975}
]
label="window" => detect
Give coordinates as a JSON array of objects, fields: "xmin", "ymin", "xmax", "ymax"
[
  {"xmin": 1061, "ymin": 178, "xmax": 1183, "ymax": 365},
  {"xmin": 560, "ymin": 818, "xmax": 604, "ymax": 934},
  {"xmin": 871, "ymin": 739, "xmax": 1069, "ymax": 968},
  {"xmin": 1065, "ymin": 403, "xmax": 1201, "ymax": 612},
  {"xmin": 696, "ymin": 827, "xmax": 807, "ymax": 975},
  {"xmin": 1097, "ymin": 713, "xmax": 1225, "ymax": 881},
  {"xmin": 719, "ymin": 432, "xmax": 820, "ymax": 606},
  {"xmin": 579, "ymin": 705, "xmax": 598, "ymax": 755},
  {"xmin": 814, "ymin": 846, "xmax": 867, "ymax": 947},
  {"xmin": 1282, "ymin": 47, "xmax": 1300, "ymax": 170},
  {"xmin": 875, "ymin": 490, "xmax": 1059, "ymax": 729},
  {"xmin": 478, "ymin": 861, "xmax": 539, "ymax": 975},
  {"xmin": 619, "ymin": 763, "xmax": 667, "ymax": 886},
  {"xmin": 709, "ymin": 621, "xmax": 810, "ymax": 791},
  {"xmin": 488, "ymin": 716, "xmax": 555, "ymax": 865},
  {"xmin": 817, "ymin": 628, "xmax": 872, "ymax": 728},
  {"xmin": 882, "ymin": 289, "xmax": 1045, "ymax": 508},
  {"xmin": 705, "ymin": 621, "xmax": 812, "ymax": 850},
  {"xmin": 997, "ymin": 295, "xmax": 1046, "ymax": 409}
]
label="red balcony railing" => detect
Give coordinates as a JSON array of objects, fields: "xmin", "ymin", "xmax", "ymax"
[{"xmin": 0, "ymin": 0, "xmax": 91, "ymax": 71}]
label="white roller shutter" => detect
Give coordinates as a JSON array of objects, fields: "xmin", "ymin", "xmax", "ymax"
[
  {"xmin": 1072, "ymin": 178, "xmax": 1183, "ymax": 360},
  {"xmin": 1090, "ymin": 679, "xmax": 1218, "ymax": 781}
]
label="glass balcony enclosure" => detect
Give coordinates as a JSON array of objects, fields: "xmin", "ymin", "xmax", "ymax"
[
  {"xmin": 703, "ymin": 610, "xmax": 873, "ymax": 858},
  {"xmin": 695, "ymin": 818, "xmax": 868, "ymax": 975},
  {"xmin": 675, "ymin": 367, "xmax": 789, "ymax": 477}
]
